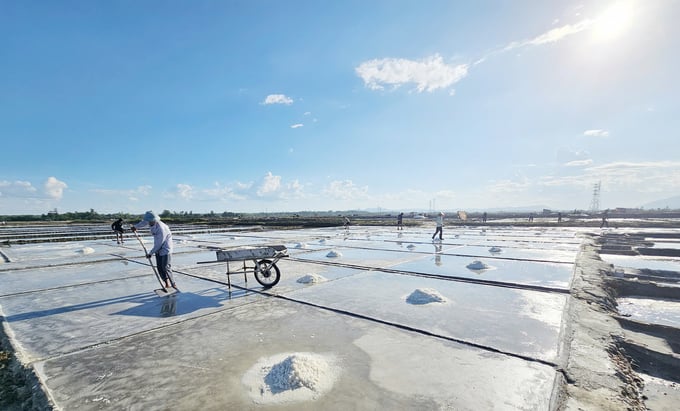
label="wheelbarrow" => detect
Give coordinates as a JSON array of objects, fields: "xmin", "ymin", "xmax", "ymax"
[{"xmin": 197, "ymin": 245, "xmax": 288, "ymax": 289}]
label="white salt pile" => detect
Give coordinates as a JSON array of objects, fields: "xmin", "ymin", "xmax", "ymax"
[
  {"xmin": 77, "ymin": 247, "xmax": 95, "ymax": 255},
  {"xmin": 318, "ymin": 239, "xmax": 326, "ymax": 244},
  {"xmin": 488, "ymin": 246, "xmax": 502, "ymax": 253},
  {"xmin": 294, "ymin": 242, "xmax": 307, "ymax": 249},
  {"xmin": 407, "ymin": 244, "xmax": 416, "ymax": 250},
  {"xmin": 297, "ymin": 274, "xmax": 327, "ymax": 284},
  {"xmin": 242, "ymin": 352, "xmax": 339, "ymax": 404},
  {"xmin": 406, "ymin": 288, "xmax": 448, "ymax": 305},
  {"xmin": 326, "ymin": 250, "xmax": 342, "ymax": 258},
  {"xmin": 466, "ymin": 260, "xmax": 490, "ymax": 270}
]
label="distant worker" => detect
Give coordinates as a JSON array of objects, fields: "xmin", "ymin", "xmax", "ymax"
[
  {"xmin": 111, "ymin": 218, "xmax": 125, "ymax": 244},
  {"xmin": 557, "ymin": 212, "xmax": 562, "ymax": 224},
  {"xmin": 131, "ymin": 211, "xmax": 176, "ymax": 289},
  {"xmin": 344, "ymin": 216, "xmax": 350, "ymax": 231},
  {"xmin": 482, "ymin": 212, "xmax": 487, "ymax": 223},
  {"xmin": 432, "ymin": 212, "xmax": 444, "ymax": 241},
  {"xmin": 397, "ymin": 212, "xmax": 404, "ymax": 230},
  {"xmin": 600, "ymin": 210, "xmax": 609, "ymax": 228}
]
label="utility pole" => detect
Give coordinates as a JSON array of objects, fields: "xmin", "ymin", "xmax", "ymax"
[{"xmin": 589, "ymin": 181, "xmax": 601, "ymax": 212}]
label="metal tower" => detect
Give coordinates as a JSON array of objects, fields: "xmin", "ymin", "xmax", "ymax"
[{"xmin": 589, "ymin": 181, "xmax": 601, "ymax": 212}]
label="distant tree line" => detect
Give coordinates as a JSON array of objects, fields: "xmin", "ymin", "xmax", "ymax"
[
  {"xmin": 1, "ymin": 207, "xmax": 678, "ymax": 224},
  {"xmin": 0, "ymin": 209, "xmax": 241, "ymax": 223}
]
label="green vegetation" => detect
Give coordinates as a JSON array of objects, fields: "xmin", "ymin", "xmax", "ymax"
[{"xmin": 1, "ymin": 208, "xmax": 679, "ymax": 228}]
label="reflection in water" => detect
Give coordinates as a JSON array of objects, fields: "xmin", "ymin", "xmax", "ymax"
[
  {"xmin": 160, "ymin": 296, "xmax": 177, "ymax": 317},
  {"xmin": 396, "ymin": 232, "xmax": 404, "ymax": 247},
  {"xmin": 433, "ymin": 244, "xmax": 443, "ymax": 266}
]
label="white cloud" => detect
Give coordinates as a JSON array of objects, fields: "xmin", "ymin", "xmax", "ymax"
[
  {"xmin": 176, "ymin": 184, "xmax": 193, "ymax": 200},
  {"xmin": 583, "ymin": 129, "xmax": 610, "ymax": 137},
  {"xmin": 90, "ymin": 185, "xmax": 151, "ymax": 202},
  {"xmin": 0, "ymin": 180, "xmax": 38, "ymax": 197},
  {"xmin": 487, "ymin": 179, "xmax": 532, "ymax": 194},
  {"xmin": 504, "ymin": 20, "xmax": 592, "ymax": 51},
  {"xmin": 534, "ymin": 161, "xmax": 680, "ymax": 194},
  {"xmin": 356, "ymin": 54, "xmax": 469, "ymax": 93},
  {"xmin": 262, "ymin": 94, "xmax": 294, "ymax": 105},
  {"xmin": 257, "ymin": 172, "xmax": 281, "ymax": 197},
  {"xmin": 565, "ymin": 159, "xmax": 594, "ymax": 167},
  {"xmin": 585, "ymin": 161, "xmax": 680, "ymax": 192},
  {"xmin": 44, "ymin": 177, "xmax": 67, "ymax": 200},
  {"xmin": 282, "ymin": 179, "xmax": 305, "ymax": 200},
  {"xmin": 323, "ymin": 180, "xmax": 369, "ymax": 200},
  {"xmin": 203, "ymin": 182, "xmax": 246, "ymax": 201},
  {"xmin": 290, "ymin": 123, "xmax": 304, "ymax": 129},
  {"xmin": 235, "ymin": 181, "xmax": 253, "ymax": 191}
]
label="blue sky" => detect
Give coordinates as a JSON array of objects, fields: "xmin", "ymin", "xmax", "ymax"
[{"xmin": 1, "ymin": 0, "xmax": 679, "ymax": 215}]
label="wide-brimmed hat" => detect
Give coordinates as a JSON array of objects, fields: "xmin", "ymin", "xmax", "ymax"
[{"xmin": 143, "ymin": 211, "xmax": 159, "ymax": 222}]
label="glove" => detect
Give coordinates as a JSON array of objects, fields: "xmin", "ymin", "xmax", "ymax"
[{"xmin": 146, "ymin": 254, "xmax": 151, "ymax": 259}]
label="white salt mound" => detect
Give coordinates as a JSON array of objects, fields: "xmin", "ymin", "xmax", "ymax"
[
  {"xmin": 466, "ymin": 260, "xmax": 490, "ymax": 270},
  {"xmin": 78, "ymin": 247, "xmax": 95, "ymax": 255},
  {"xmin": 243, "ymin": 352, "xmax": 339, "ymax": 404},
  {"xmin": 488, "ymin": 246, "xmax": 502, "ymax": 253},
  {"xmin": 326, "ymin": 250, "xmax": 342, "ymax": 258},
  {"xmin": 406, "ymin": 288, "xmax": 448, "ymax": 305},
  {"xmin": 294, "ymin": 242, "xmax": 307, "ymax": 249},
  {"xmin": 407, "ymin": 244, "xmax": 416, "ymax": 249},
  {"xmin": 297, "ymin": 274, "xmax": 327, "ymax": 284}
]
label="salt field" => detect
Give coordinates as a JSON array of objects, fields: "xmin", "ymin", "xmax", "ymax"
[{"xmin": 2, "ymin": 222, "xmax": 680, "ymax": 410}]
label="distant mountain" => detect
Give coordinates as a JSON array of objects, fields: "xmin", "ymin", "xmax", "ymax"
[
  {"xmin": 643, "ymin": 196, "xmax": 680, "ymax": 210},
  {"xmin": 352, "ymin": 205, "xmax": 554, "ymax": 214},
  {"xmin": 478, "ymin": 205, "xmax": 553, "ymax": 213}
]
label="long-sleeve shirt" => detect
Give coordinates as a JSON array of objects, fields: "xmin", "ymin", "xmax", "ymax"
[
  {"xmin": 435, "ymin": 215, "xmax": 444, "ymax": 227},
  {"xmin": 134, "ymin": 220, "xmax": 173, "ymax": 256}
]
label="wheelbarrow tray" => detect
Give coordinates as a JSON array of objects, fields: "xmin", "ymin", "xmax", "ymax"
[{"xmin": 214, "ymin": 245, "xmax": 287, "ymax": 262}]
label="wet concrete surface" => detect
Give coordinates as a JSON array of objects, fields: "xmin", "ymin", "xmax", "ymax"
[{"xmin": 1, "ymin": 224, "xmax": 680, "ymax": 409}]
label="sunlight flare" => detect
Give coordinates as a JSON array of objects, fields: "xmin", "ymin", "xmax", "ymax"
[{"xmin": 592, "ymin": 1, "xmax": 635, "ymax": 41}]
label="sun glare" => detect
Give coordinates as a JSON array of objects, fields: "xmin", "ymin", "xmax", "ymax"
[{"xmin": 592, "ymin": 1, "xmax": 635, "ymax": 41}]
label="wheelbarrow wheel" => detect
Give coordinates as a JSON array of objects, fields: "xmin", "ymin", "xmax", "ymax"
[{"xmin": 254, "ymin": 259, "xmax": 281, "ymax": 288}]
